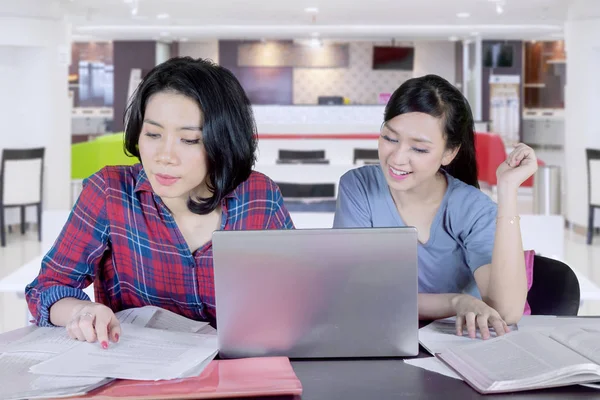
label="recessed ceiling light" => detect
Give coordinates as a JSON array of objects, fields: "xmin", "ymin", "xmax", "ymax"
[
  {"xmin": 448, "ymin": 36, "xmax": 459, "ymax": 42},
  {"xmin": 304, "ymin": 7, "xmax": 319, "ymax": 13},
  {"xmin": 456, "ymin": 12, "xmax": 470, "ymax": 18},
  {"xmin": 496, "ymin": 4, "xmax": 504, "ymax": 14},
  {"xmin": 156, "ymin": 13, "xmax": 170, "ymax": 19}
]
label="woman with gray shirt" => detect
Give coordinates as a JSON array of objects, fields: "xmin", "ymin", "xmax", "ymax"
[{"xmin": 334, "ymin": 75, "xmax": 538, "ymax": 340}]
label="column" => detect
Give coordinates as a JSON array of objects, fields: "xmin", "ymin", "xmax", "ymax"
[{"xmin": 565, "ymin": 0, "xmax": 600, "ymax": 230}]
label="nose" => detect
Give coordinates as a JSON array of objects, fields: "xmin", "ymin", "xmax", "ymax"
[
  {"xmin": 155, "ymin": 136, "xmax": 179, "ymax": 165},
  {"xmin": 389, "ymin": 145, "xmax": 411, "ymax": 166}
]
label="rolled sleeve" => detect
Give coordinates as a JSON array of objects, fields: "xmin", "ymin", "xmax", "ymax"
[
  {"xmin": 460, "ymin": 197, "xmax": 497, "ymax": 274},
  {"xmin": 333, "ymin": 171, "xmax": 373, "ymax": 228},
  {"xmin": 25, "ymin": 170, "xmax": 110, "ymax": 326}
]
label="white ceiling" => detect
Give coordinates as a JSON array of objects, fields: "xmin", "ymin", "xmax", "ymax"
[{"xmin": 61, "ymin": 0, "xmax": 568, "ymax": 42}]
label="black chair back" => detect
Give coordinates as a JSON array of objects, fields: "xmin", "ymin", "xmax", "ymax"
[
  {"xmin": 527, "ymin": 255, "xmax": 580, "ymax": 316},
  {"xmin": 276, "ymin": 150, "xmax": 329, "ymax": 165},
  {"xmin": 353, "ymin": 148, "xmax": 379, "ymax": 164}
]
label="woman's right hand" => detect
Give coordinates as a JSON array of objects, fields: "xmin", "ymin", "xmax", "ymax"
[
  {"xmin": 67, "ymin": 302, "xmax": 121, "ymax": 348},
  {"xmin": 451, "ymin": 294, "xmax": 511, "ymax": 340}
]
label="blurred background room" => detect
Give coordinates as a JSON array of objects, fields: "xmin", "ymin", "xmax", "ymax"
[{"xmin": 1, "ymin": 0, "xmax": 599, "ymax": 333}]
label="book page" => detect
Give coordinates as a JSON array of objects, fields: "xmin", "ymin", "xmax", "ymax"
[
  {"xmin": 442, "ymin": 331, "xmax": 595, "ymax": 384},
  {"xmin": 419, "ymin": 317, "xmax": 512, "ymax": 355},
  {"xmin": 517, "ymin": 316, "xmax": 600, "ymax": 336},
  {"xmin": 2, "ymin": 327, "xmax": 79, "ymax": 355},
  {"xmin": 550, "ymin": 327, "xmax": 600, "ymax": 365},
  {"xmin": 30, "ymin": 323, "xmax": 218, "ymax": 381},
  {"xmin": 0, "ymin": 352, "xmax": 110, "ymax": 400},
  {"xmin": 116, "ymin": 306, "xmax": 211, "ymax": 333}
]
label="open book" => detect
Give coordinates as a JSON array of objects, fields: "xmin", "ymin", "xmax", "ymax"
[{"xmin": 437, "ymin": 326, "xmax": 600, "ymax": 394}]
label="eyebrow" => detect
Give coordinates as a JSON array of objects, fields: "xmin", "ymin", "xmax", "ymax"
[
  {"xmin": 383, "ymin": 123, "xmax": 433, "ymax": 144},
  {"xmin": 143, "ymin": 119, "xmax": 202, "ymax": 132}
]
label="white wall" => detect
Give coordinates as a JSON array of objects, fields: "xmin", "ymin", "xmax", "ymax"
[
  {"xmin": 178, "ymin": 40, "xmax": 220, "ymax": 63},
  {"xmin": 293, "ymin": 41, "xmax": 456, "ymax": 105},
  {"xmin": 565, "ymin": 0, "xmax": 600, "ymax": 228}
]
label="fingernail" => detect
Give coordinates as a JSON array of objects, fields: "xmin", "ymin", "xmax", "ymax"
[
  {"xmin": 114, "ymin": 333, "xmax": 119, "ymax": 342},
  {"xmin": 101, "ymin": 341, "xmax": 108, "ymax": 349}
]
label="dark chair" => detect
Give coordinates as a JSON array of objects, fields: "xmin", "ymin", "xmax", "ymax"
[
  {"xmin": 586, "ymin": 148, "xmax": 600, "ymax": 245},
  {"xmin": 277, "ymin": 183, "xmax": 335, "ymax": 199},
  {"xmin": 527, "ymin": 255, "xmax": 580, "ymax": 316},
  {"xmin": 0, "ymin": 148, "xmax": 45, "ymax": 247},
  {"xmin": 353, "ymin": 148, "xmax": 379, "ymax": 165},
  {"xmin": 276, "ymin": 149, "xmax": 329, "ymax": 165}
]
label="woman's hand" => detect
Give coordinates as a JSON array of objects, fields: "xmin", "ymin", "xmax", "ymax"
[
  {"xmin": 451, "ymin": 294, "xmax": 511, "ymax": 340},
  {"xmin": 496, "ymin": 143, "xmax": 538, "ymax": 190},
  {"xmin": 67, "ymin": 303, "xmax": 121, "ymax": 349}
]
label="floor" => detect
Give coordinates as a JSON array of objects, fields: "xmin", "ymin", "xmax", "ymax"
[{"xmin": 1, "ymin": 201, "xmax": 600, "ymax": 334}]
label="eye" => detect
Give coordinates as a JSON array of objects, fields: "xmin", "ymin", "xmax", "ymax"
[
  {"xmin": 181, "ymin": 139, "xmax": 201, "ymax": 145},
  {"xmin": 381, "ymin": 134, "xmax": 398, "ymax": 143},
  {"xmin": 144, "ymin": 133, "xmax": 160, "ymax": 139},
  {"xmin": 412, "ymin": 147, "xmax": 429, "ymax": 154}
]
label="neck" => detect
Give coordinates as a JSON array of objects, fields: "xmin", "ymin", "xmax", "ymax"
[
  {"xmin": 390, "ymin": 171, "xmax": 448, "ymax": 209},
  {"xmin": 161, "ymin": 184, "xmax": 212, "ymax": 219},
  {"xmin": 162, "ymin": 196, "xmax": 192, "ymax": 218}
]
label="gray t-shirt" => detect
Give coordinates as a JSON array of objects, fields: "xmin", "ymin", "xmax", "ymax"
[{"xmin": 333, "ymin": 165, "xmax": 497, "ymax": 297}]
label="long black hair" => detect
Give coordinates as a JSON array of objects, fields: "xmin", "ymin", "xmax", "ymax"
[
  {"xmin": 384, "ymin": 74, "xmax": 479, "ymax": 188},
  {"xmin": 124, "ymin": 57, "xmax": 257, "ymax": 214}
]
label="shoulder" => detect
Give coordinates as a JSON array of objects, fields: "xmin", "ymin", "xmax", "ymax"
[
  {"xmin": 339, "ymin": 165, "xmax": 387, "ymax": 196},
  {"xmin": 82, "ymin": 164, "xmax": 143, "ymax": 198},
  {"xmin": 445, "ymin": 174, "xmax": 497, "ymax": 223},
  {"xmin": 231, "ymin": 171, "xmax": 282, "ymax": 201},
  {"xmin": 90, "ymin": 164, "xmax": 142, "ymax": 187}
]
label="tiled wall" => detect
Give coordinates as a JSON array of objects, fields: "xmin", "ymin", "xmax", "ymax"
[{"xmin": 293, "ymin": 41, "xmax": 456, "ymax": 105}]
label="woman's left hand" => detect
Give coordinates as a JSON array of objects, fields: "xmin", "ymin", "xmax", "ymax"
[{"xmin": 496, "ymin": 143, "xmax": 538, "ymax": 189}]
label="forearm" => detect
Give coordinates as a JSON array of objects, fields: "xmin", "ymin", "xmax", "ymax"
[
  {"xmin": 418, "ymin": 293, "xmax": 462, "ymax": 320},
  {"xmin": 487, "ymin": 184, "xmax": 528, "ymax": 323},
  {"xmin": 49, "ymin": 297, "xmax": 91, "ymax": 327}
]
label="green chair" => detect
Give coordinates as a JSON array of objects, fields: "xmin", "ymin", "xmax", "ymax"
[{"xmin": 71, "ymin": 132, "xmax": 139, "ymax": 180}]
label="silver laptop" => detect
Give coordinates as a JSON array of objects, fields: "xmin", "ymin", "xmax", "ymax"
[{"xmin": 212, "ymin": 227, "xmax": 419, "ymax": 359}]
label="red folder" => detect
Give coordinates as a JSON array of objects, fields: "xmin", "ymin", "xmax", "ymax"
[{"xmin": 66, "ymin": 357, "xmax": 302, "ymax": 399}]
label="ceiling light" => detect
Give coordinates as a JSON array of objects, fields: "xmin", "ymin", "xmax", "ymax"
[
  {"xmin": 309, "ymin": 38, "xmax": 322, "ymax": 48},
  {"xmin": 448, "ymin": 36, "xmax": 459, "ymax": 42},
  {"xmin": 470, "ymin": 32, "xmax": 480, "ymax": 36},
  {"xmin": 304, "ymin": 7, "xmax": 319, "ymax": 13},
  {"xmin": 156, "ymin": 13, "xmax": 170, "ymax": 19},
  {"xmin": 456, "ymin": 12, "xmax": 470, "ymax": 18},
  {"xmin": 180, "ymin": 37, "xmax": 189, "ymax": 42},
  {"xmin": 496, "ymin": 4, "xmax": 504, "ymax": 14}
]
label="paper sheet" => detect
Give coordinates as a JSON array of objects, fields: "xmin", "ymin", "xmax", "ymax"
[
  {"xmin": 403, "ymin": 357, "xmax": 462, "ymax": 381},
  {"xmin": 2, "ymin": 327, "xmax": 78, "ymax": 355},
  {"xmin": 116, "ymin": 306, "xmax": 211, "ymax": 333},
  {"xmin": 30, "ymin": 323, "xmax": 218, "ymax": 381},
  {"xmin": 0, "ymin": 352, "xmax": 110, "ymax": 400}
]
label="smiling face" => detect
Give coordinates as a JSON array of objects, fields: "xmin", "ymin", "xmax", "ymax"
[
  {"xmin": 137, "ymin": 91, "xmax": 209, "ymax": 203},
  {"xmin": 378, "ymin": 112, "xmax": 459, "ymax": 193}
]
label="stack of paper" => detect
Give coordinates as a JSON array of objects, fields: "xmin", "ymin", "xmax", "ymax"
[{"xmin": 0, "ymin": 306, "xmax": 219, "ymax": 400}]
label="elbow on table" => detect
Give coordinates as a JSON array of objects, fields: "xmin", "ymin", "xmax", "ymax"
[{"xmin": 496, "ymin": 304, "xmax": 525, "ymax": 326}]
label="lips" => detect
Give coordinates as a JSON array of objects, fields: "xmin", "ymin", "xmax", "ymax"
[
  {"xmin": 388, "ymin": 166, "xmax": 412, "ymax": 181},
  {"xmin": 155, "ymin": 173, "xmax": 180, "ymax": 186}
]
